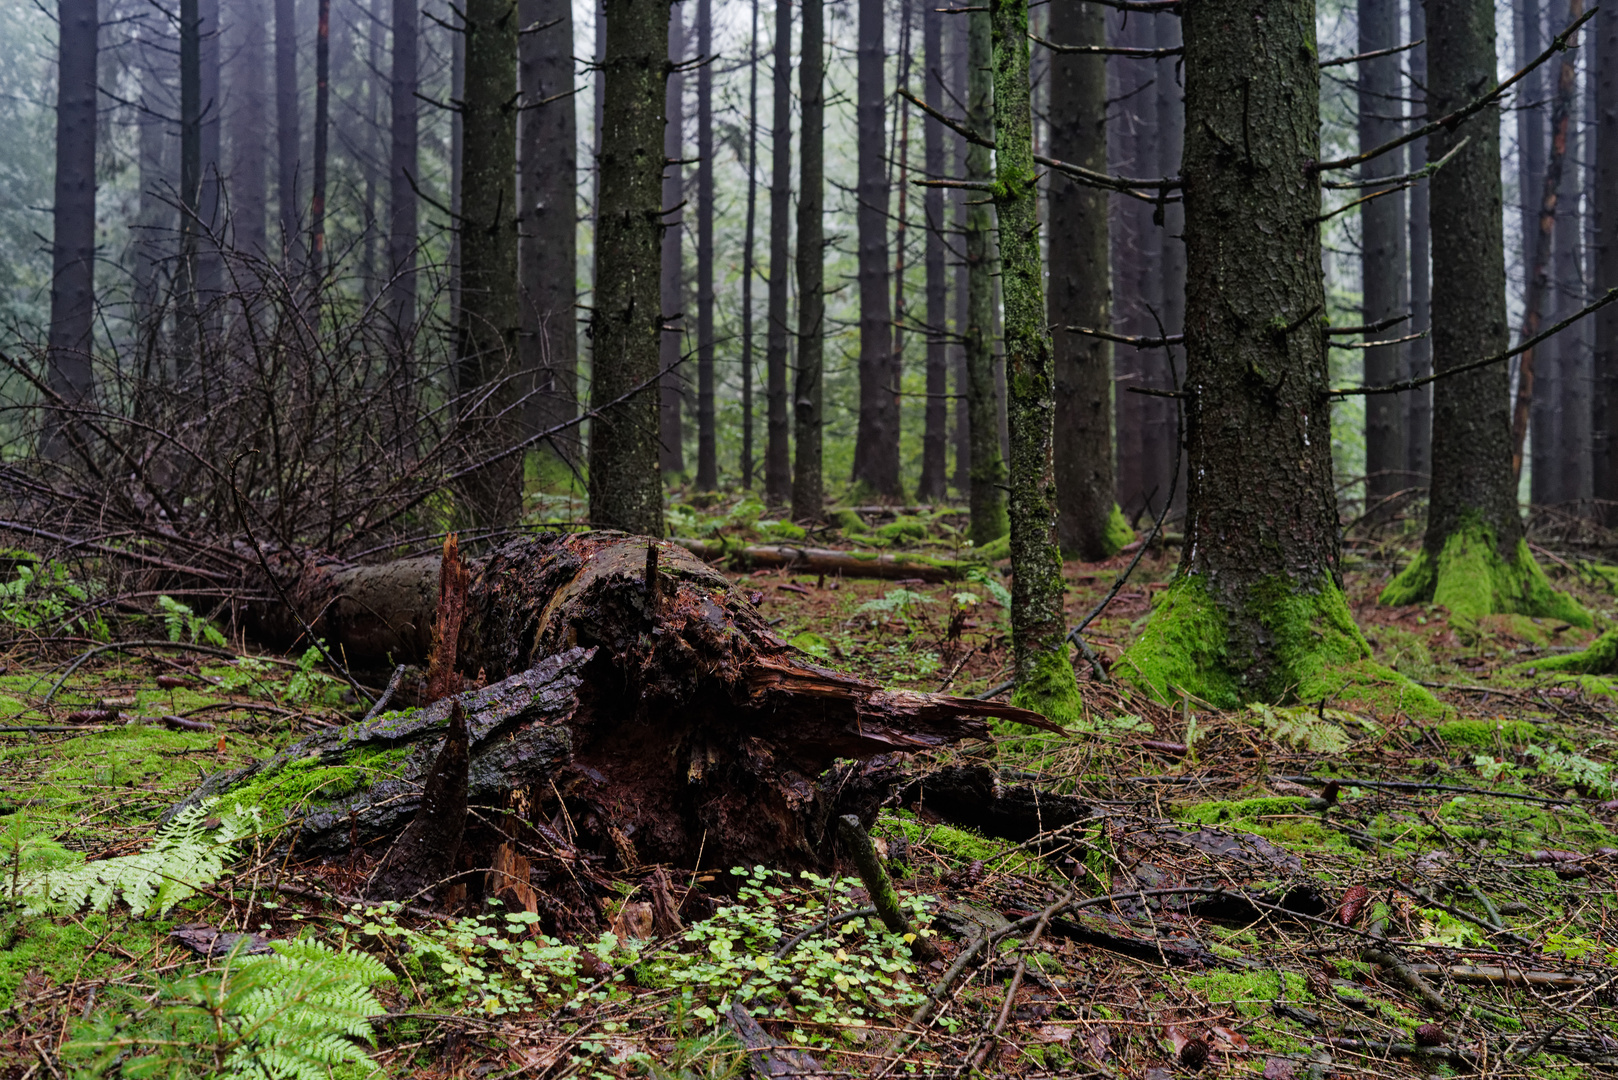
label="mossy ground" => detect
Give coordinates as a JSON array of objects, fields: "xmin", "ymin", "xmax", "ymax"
[{"xmin": 4, "ymin": 504, "xmax": 1618, "ymax": 1077}]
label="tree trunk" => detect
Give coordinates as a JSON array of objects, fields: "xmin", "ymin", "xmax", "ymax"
[
  {"xmin": 133, "ymin": 25, "xmax": 174, "ymax": 363},
  {"xmin": 45, "ymin": 0, "xmax": 99, "ymax": 461},
  {"xmin": 890, "ymin": 7, "xmax": 913, "ymax": 501},
  {"xmin": 455, "ymin": 0, "xmax": 522, "ymax": 527},
  {"xmin": 450, "ymin": 17, "xmax": 464, "ymax": 320},
  {"xmin": 589, "ymin": 0, "xmax": 670, "ymax": 537},
  {"xmin": 275, "ymin": 0, "xmax": 302, "ymax": 269},
  {"xmin": 1048, "ymin": 0, "xmax": 1119, "ymax": 560},
  {"xmin": 695, "ymin": 0, "xmax": 717, "ymax": 490},
  {"xmin": 741, "ymin": 0, "xmax": 760, "ymax": 490},
  {"xmin": 196, "ymin": 0, "xmax": 222, "ymax": 342},
  {"xmin": 1596, "ymin": 0, "xmax": 1618, "ymax": 515},
  {"xmin": 964, "ymin": 9, "xmax": 1007, "ymax": 547},
  {"xmin": 1120, "ymin": 0, "xmax": 1382, "ymax": 707},
  {"xmin": 1553, "ymin": 45, "xmax": 1590, "ymax": 506},
  {"xmin": 951, "ymin": 12, "xmax": 969, "ymax": 493},
  {"xmin": 764, "ymin": 0, "xmax": 793, "ymax": 505},
  {"xmin": 1359, "ymin": 0, "xmax": 1408, "ymax": 509},
  {"xmin": 791, "ymin": 0, "xmax": 825, "ymax": 521},
  {"xmin": 177, "ymin": 0, "xmax": 201, "ymax": 377},
  {"xmin": 852, "ymin": 0, "xmax": 900, "ymax": 497},
  {"xmin": 1107, "ymin": 12, "xmax": 1160, "ymax": 522},
  {"xmin": 518, "ymin": 0, "xmax": 580, "ymax": 475},
  {"xmin": 1152, "ymin": 16, "xmax": 1186, "ymax": 519},
  {"xmin": 387, "ymin": 0, "xmax": 419, "ymax": 347},
  {"xmin": 659, "ymin": 8, "xmax": 686, "ymax": 478},
  {"xmin": 1379, "ymin": 0, "xmax": 1588, "ymax": 626},
  {"xmin": 229, "ymin": 0, "xmax": 270, "ymax": 263},
  {"xmin": 992, "ymin": 0, "xmax": 1080, "ymax": 724},
  {"xmin": 1406, "ymin": 0, "xmax": 1432, "ymax": 492},
  {"xmin": 214, "ymin": 534, "xmax": 1048, "ymax": 876},
  {"xmin": 915, "ymin": 0, "xmax": 949, "ymax": 502},
  {"xmin": 310, "ymin": 0, "xmax": 330, "ymax": 290}
]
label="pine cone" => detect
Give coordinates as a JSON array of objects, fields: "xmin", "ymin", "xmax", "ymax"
[
  {"xmin": 1414, "ymin": 1023, "xmax": 1445, "ymax": 1047},
  {"xmin": 1306, "ymin": 969, "xmax": 1333, "ymax": 1001},
  {"xmin": 1179, "ymin": 1038, "xmax": 1210, "ymax": 1070},
  {"xmin": 1337, "ymin": 884, "xmax": 1370, "ymax": 926}
]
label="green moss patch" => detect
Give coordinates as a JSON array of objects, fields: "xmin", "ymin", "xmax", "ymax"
[
  {"xmin": 1007, "ymin": 648, "xmax": 1084, "ymax": 728},
  {"xmin": 1102, "ymin": 504, "xmax": 1134, "ymax": 558},
  {"xmin": 1436, "ymin": 717, "xmax": 1538, "ymax": 748},
  {"xmin": 215, "ymin": 744, "xmax": 414, "ymax": 828},
  {"xmin": 1116, "ymin": 573, "xmax": 1438, "ymax": 714},
  {"xmin": 1527, "ymin": 627, "xmax": 1618, "ymax": 675},
  {"xmin": 1380, "ymin": 518, "xmax": 1591, "ymax": 627}
]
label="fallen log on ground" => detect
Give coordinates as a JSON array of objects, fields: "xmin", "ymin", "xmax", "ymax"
[
  {"xmin": 669, "ymin": 537, "xmax": 976, "ymax": 582},
  {"xmin": 186, "ymin": 533, "xmax": 1051, "ymax": 899}
]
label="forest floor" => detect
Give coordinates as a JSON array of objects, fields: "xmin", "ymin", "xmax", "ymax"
[{"xmin": 3, "ymin": 503, "xmax": 1618, "ymax": 1078}]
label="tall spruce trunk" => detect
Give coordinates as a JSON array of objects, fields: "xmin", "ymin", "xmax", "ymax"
[
  {"xmin": 992, "ymin": 0, "xmax": 1080, "ymax": 723},
  {"xmin": 229, "ymin": 0, "xmax": 269, "ymax": 263},
  {"xmin": 1121, "ymin": 0, "xmax": 1394, "ymax": 707},
  {"xmin": 915, "ymin": 0, "xmax": 949, "ymax": 502},
  {"xmin": 1552, "ymin": 43, "xmax": 1590, "ymax": 505},
  {"xmin": 1359, "ymin": 0, "xmax": 1407, "ymax": 508},
  {"xmin": 764, "ymin": 0, "xmax": 793, "ymax": 505},
  {"xmin": 951, "ymin": 12, "xmax": 969, "ymax": 492},
  {"xmin": 310, "ymin": 0, "xmax": 330, "ymax": 291},
  {"xmin": 659, "ymin": 9, "xmax": 686, "ymax": 477},
  {"xmin": 455, "ymin": 0, "xmax": 522, "ymax": 526},
  {"xmin": 740, "ymin": 0, "xmax": 760, "ymax": 489},
  {"xmin": 387, "ymin": 0, "xmax": 419, "ymax": 347},
  {"xmin": 1107, "ymin": 12, "xmax": 1161, "ymax": 521},
  {"xmin": 275, "ymin": 0, "xmax": 302, "ymax": 268},
  {"xmin": 1597, "ymin": 0, "xmax": 1618, "ymax": 512},
  {"xmin": 176, "ymin": 0, "xmax": 201, "ymax": 377},
  {"xmin": 1047, "ymin": 0, "xmax": 1119, "ymax": 560},
  {"xmin": 518, "ymin": 0, "xmax": 580, "ymax": 473},
  {"xmin": 1152, "ymin": 15, "xmax": 1186, "ymax": 517},
  {"xmin": 791, "ymin": 0, "xmax": 825, "ymax": 520},
  {"xmin": 45, "ymin": 0, "xmax": 99, "ymax": 460},
  {"xmin": 964, "ymin": 8, "xmax": 1007, "ymax": 546},
  {"xmin": 1380, "ymin": 0, "xmax": 1589, "ymax": 625},
  {"xmin": 198, "ymin": 0, "xmax": 222, "ymax": 325},
  {"xmin": 852, "ymin": 0, "xmax": 900, "ymax": 497},
  {"xmin": 133, "ymin": 27, "xmax": 174, "ymax": 361},
  {"xmin": 695, "ymin": 0, "xmax": 717, "ymax": 490},
  {"xmin": 589, "ymin": 0, "xmax": 670, "ymax": 537},
  {"xmin": 1406, "ymin": 1, "xmax": 1432, "ymax": 489}
]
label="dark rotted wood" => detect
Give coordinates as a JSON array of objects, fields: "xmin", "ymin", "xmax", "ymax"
[
  {"xmin": 367, "ymin": 701, "xmax": 470, "ymax": 900},
  {"xmin": 899, "ymin": 765, "xmax": 1092, "ymax": 843},
  {"xmin": 206, "ymin": 534, "xmax": 1056, "ymax": 873}
]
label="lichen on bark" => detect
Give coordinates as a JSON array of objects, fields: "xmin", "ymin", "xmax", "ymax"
[
  {"xmin": 964, "ymin": 7, "xmax": 1007, "ymax": 548},
  {"xmin": 991, "ymin": 0, "xmax": 1082, "ymax": 726}
]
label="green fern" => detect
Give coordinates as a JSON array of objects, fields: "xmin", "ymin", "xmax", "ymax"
[
  {"xmin": 15, "ymin": 801, "xmax": 254, "ymax": 916},
  {"xmin": 64, "ymin": 936, "xmax": 395, "ymax": 1080},
  {"xmin": 156, "ymin": 594, "xmax": 229, "ymax": 647},
  {"xmin": 1245, "ymin": 703, "xmax": 1354, "ymax": 754}
]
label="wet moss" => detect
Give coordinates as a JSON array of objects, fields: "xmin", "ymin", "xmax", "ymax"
[
  {"xmin": 1102, "ymin": 504, "xmax": 1134, "ymax": 558},
  {"xmin": 1436, "ymin": 717, "xmax": 1538, "ymax": 748},
  {"xmin": 1529, "ymin": 627, "xmax": 1618, "ymax": 675},
  {"xmin": 832, "ymin": 509, "xmax": 868, "ymax": 535},
  {"xmin": 1116, "ymin": 574, "xmax": 1438, "ymax": 715},
  {"xmin": 216, "ymin": 745, "xmax": 414, "ymax": 828},
  {"xmin": 1380, "ymin": 517, "xmax": 1590, "ymax": 627},
  {"xmin": 1008, "ymin": 647, "xmax": 1085, "ymax": 727},
  {"xmin": 875, "ymin": 516, "xmax": 929, "ymax": 542}
]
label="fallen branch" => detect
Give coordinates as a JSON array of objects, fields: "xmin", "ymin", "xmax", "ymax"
[{"xmin": 671, "ymin": 537, "xmax": 973, "ymax": 581}]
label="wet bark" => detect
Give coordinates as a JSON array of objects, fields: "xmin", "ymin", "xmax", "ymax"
[
  {"xmin": 218, "ymin": 534, "xmax": 1049, "ymax": 871},
  {"xmin": 133, "ymin": 26, "xmax": 175, "ymax": 361},
  {"xmin": 45, "ymin": 0, "xmax": 99, "ymax": 460},
  {"xmin": 916, "ymin": 0, "xmax": 949, "ymax": 502},
  {"xmin": 951, "ymin": 13, "xmax": 969, "ymax": 492},
  {"xmin": 176, "ymin": 0, "xmax": 201, "ymax": 376},
  {"xmin": 852, "ymin": 0, "xmax": 900, "ymax": 497},
  {"xmin": 964, "ymin": 9, "xmax": 1006, "ymax": 547},
  {"xmin": 1552, "ymin": 42, "xmax": 1590, "ymax": 506},
  {"xmin": 1597, "ymin": 0, "xmax": 1618, "ymax": 513},
  {"xmin": 993, "ymin": 0, "xmax": 1078, "ymax": 721},
  {"xmin": 518, "ymin": 0, "xmax": 580, "ymax": 470},
  {"xmin": 387, "ymin": 0, "xmax": 419, "ymax": 344},
  {"xmin": 310, "ymin": 0, "xmax": 330, "ymax": 289},
  {"xmin": 1047, "ymin": 0, "xmax": 1114, "ymax": 560},
  {"xmin": 659, "ymin": 8, "xmax": 687, "ymax": 477},
  {"xmin": 695, "ymin": 0, "xmax": 718, "ymax": 490},
  {"xmin": 764, "ymin": 0, "xmax": 793, "ymax": 505},
  {"xmin": 589, "ymin": 0, "xmax": 670, "ymax": 537},
  {"xmin": 195, "ymin": 0, "xmax": 222, "ymax": 337},
  {"xmin": 1424, "ymin": 0, "xmax": 1522, "ymax": 555},
  {"xmin": 1405, "ymin": 2, "xmax": 1432, "ymax": 490},
  {"xmin": 791, "ymin": 0, "xmax": 825, "ymax": 521},
  {"xmin": 228, "ymin": 0, "xmax": 269, "ymax": 264},
  {"xmin": 1359, "ymin": 0, "xmax": 1408, "ymax": 507},
  {"xmin": 740, "ymin": 0, "xmax": 760, "ymax": 489},
  {"xmin": 456, "ymin": 0, "xmax": 522, "ymax": 527},
  {"xmin": 275, "ymin": 0, "xmax": 302, "ymax": 269}
]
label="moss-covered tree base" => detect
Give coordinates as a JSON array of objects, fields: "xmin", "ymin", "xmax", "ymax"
[
  {"xmin": 1009, "ymin": 649, "xmax": 1086, "ymax": 728},
  {"xmin": 1519, "ymin": 627, "xmax": 1618, "ymax": 675},
  {"xmin": 1103, "ymin": 504, "xmax": 1134, "ymax": 558},
  {"xmin": 1115, "ymin": 574, "xmax": 1440, "ymax": 716},
  {"xmin": 1379, "ymin": 519, "xmax": 1590, "ymax": 627}
]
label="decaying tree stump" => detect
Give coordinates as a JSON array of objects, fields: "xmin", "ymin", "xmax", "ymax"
[{"xmin": 186, "ymin": 533, "xmax": 1051, "ymax": 899}]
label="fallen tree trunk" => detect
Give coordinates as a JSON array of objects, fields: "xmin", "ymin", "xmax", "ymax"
[
  {"xmin": 191, "ymin": 533, "xmax": 1049, "ymax": 893},
  {"xmin": 670, "ymin": 537, "xmax": 976, "ymax": 582}
]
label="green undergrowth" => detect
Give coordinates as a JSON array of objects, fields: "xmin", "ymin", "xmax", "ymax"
[
  {"xmin": 1115, "ymin": 573, "xmax": 1439, "ymax": 716},
  {"xmin": 1526, "ymin": 626, "xmax": 1618, "ymax": 675},
  {"xmin": 1380, "ymin": 518, "xmax": 1591, "ymax": 627},
  {"xmin": 1174, "ymin": 797, "xmax": 1355, "ymax": 855}
]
